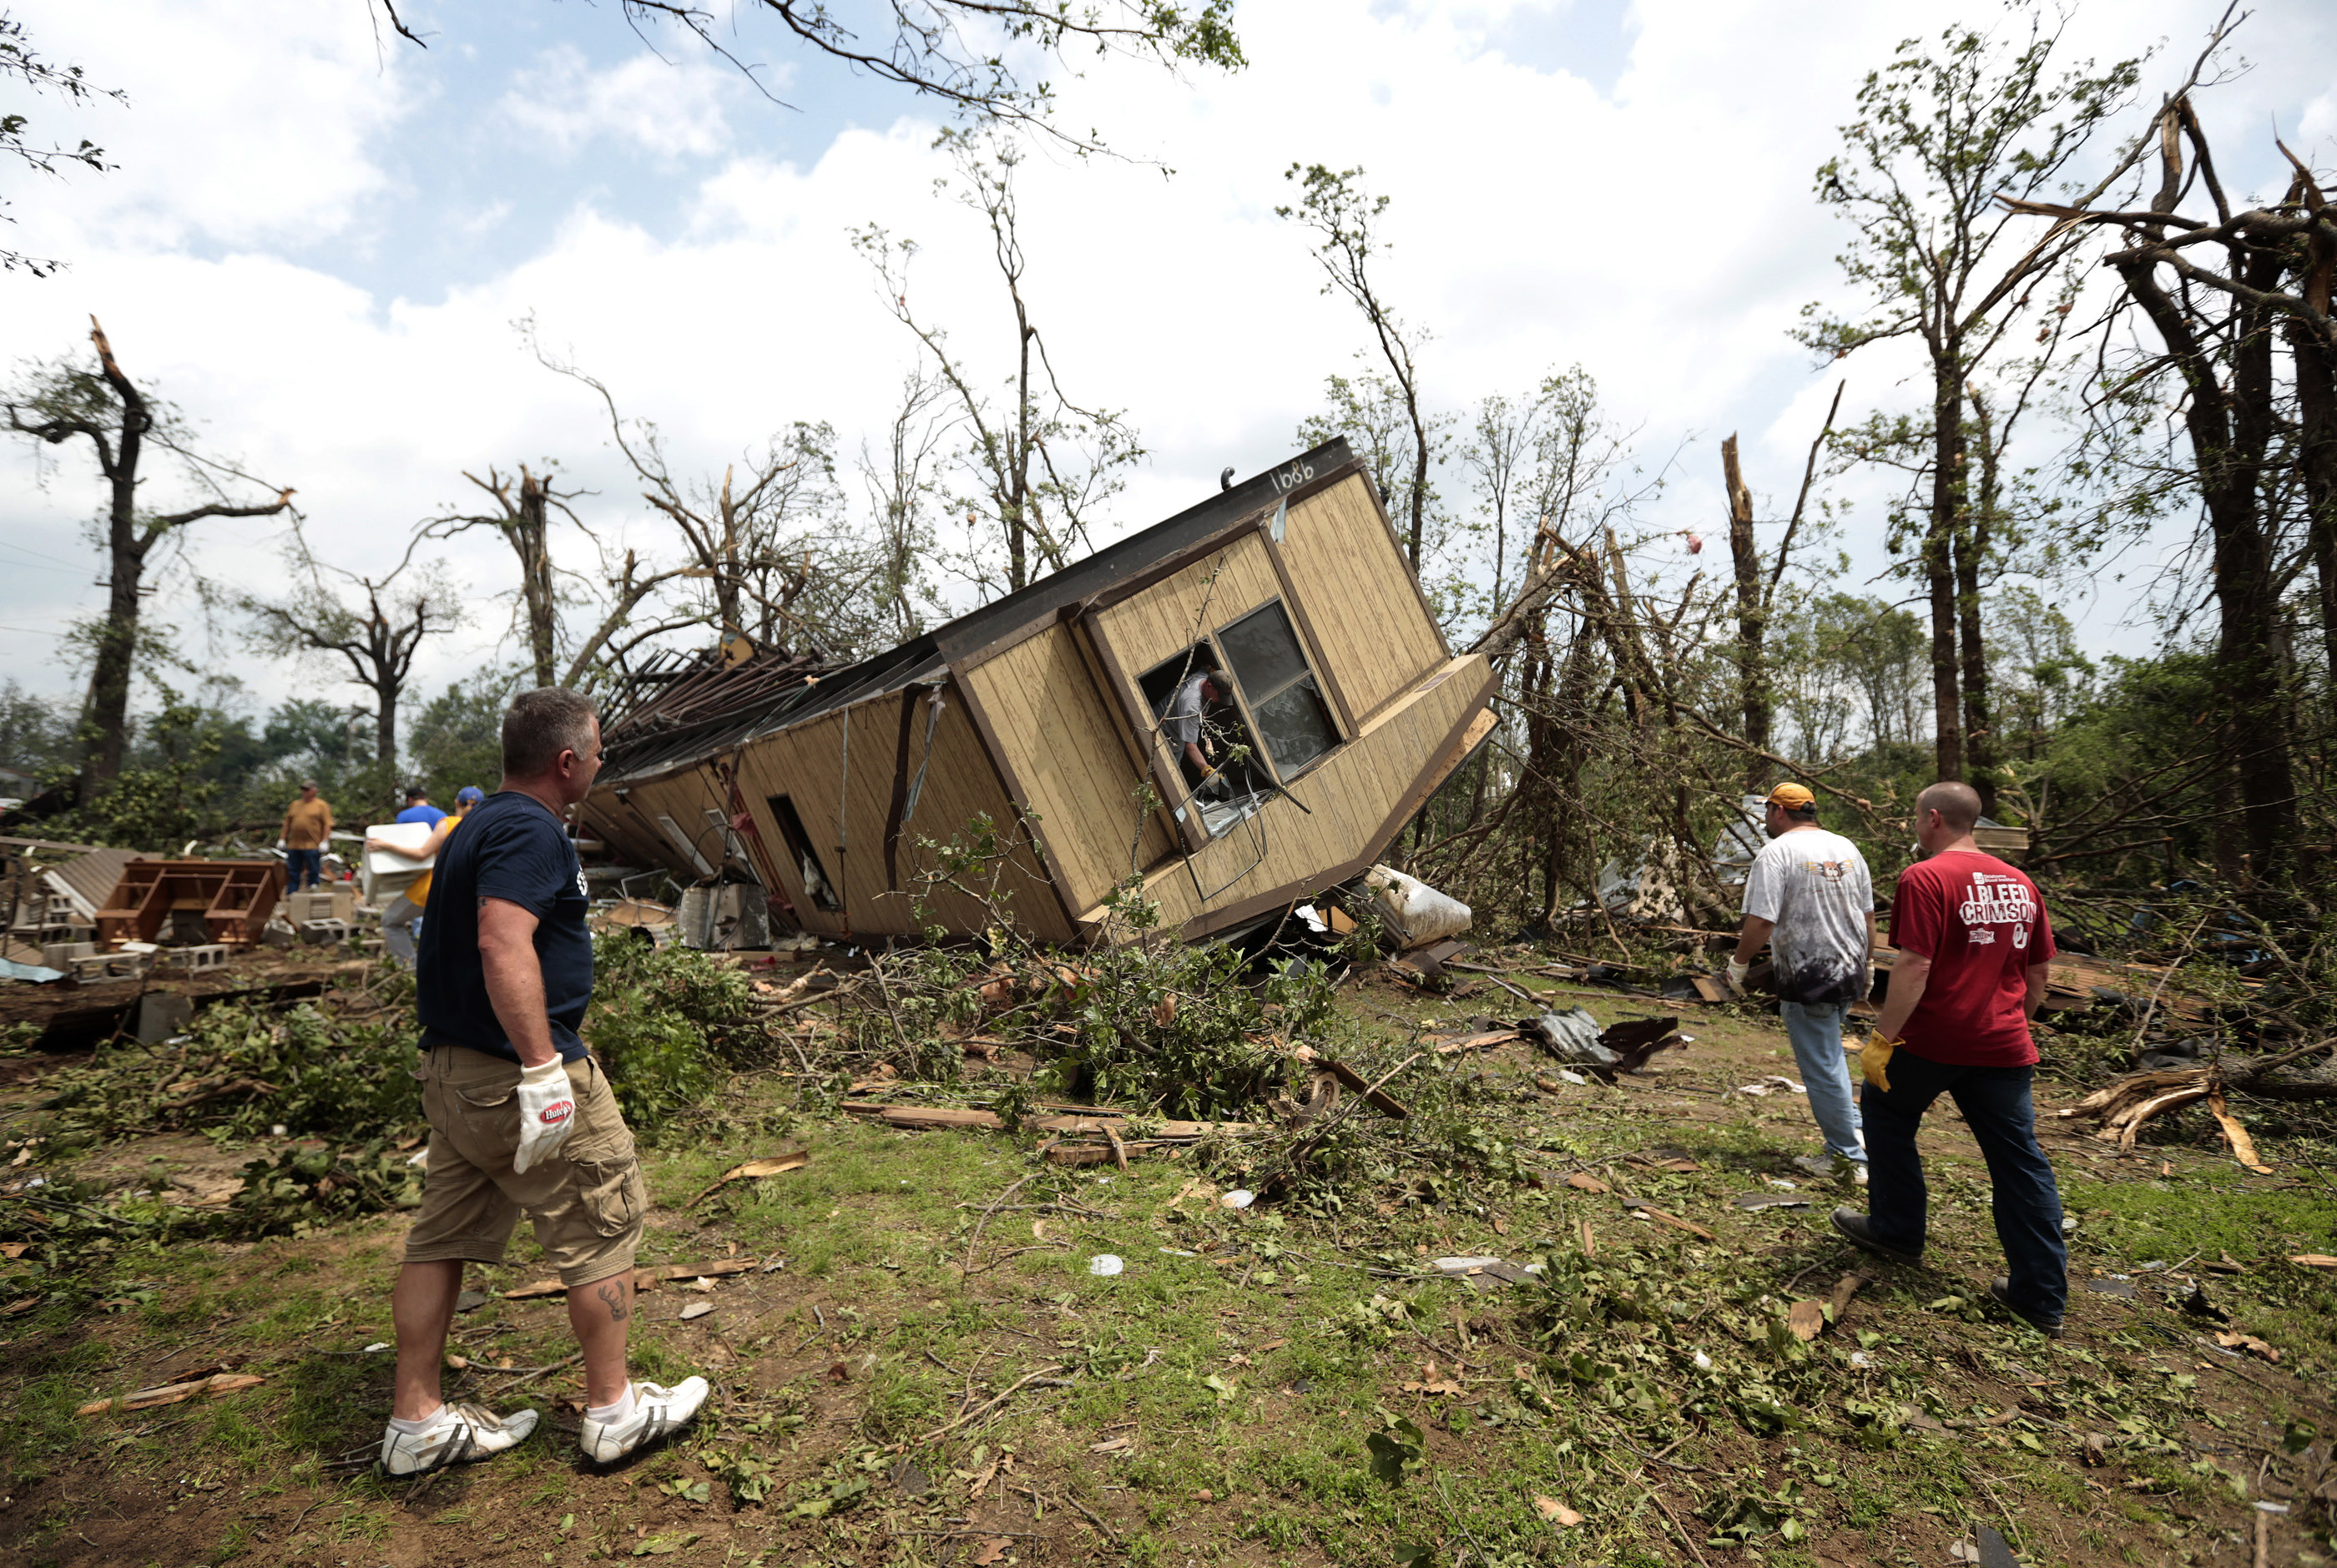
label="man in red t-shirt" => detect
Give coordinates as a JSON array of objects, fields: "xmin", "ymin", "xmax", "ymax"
[{"xmin": 1830, "ymin": 781, "xmax": 2067, "ymax": 1335}]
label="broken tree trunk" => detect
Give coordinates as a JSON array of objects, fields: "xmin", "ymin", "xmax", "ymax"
[{"xmin": 2060, "ymin": 1041, "xmax": 2335, "ymax": 1157}]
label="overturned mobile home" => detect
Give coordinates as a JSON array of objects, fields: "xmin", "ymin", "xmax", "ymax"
[{"xmin": 579, "ymin": 440, "xmax": 1497, "ymax": 944}]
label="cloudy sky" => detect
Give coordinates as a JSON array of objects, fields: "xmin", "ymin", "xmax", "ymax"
[{"xmin": 3, "ymin": 0, "xmax": 2332, "ymax": 730}]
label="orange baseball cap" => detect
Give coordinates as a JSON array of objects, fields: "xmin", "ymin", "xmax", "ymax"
[{"xmin": 1765, "ymin": 783, "xmax": 1816, "ymax": 810}]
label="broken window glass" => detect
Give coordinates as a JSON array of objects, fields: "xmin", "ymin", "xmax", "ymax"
[{"xmin": 1217, "ymin": 601, "xmax": 1338, "ymax": 776}]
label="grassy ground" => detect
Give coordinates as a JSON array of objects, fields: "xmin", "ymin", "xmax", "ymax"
[{"xmin": 2, "ymin": 971, "xmax": 2334, "ymax": 1567}]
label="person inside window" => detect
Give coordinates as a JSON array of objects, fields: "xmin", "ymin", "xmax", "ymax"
[{"xmin": 1162, "ymin": 660, "xmax": 1229, "ymax": 799}]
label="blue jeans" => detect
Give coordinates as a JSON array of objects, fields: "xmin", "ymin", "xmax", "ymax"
[
  {"xmin": 1865, "ymin": 1047, "xmax": 2067, "ymax": 1322},
  {"xmin": 286, "ymin": 849, "xmax": 324, "ymax": 890},
  {"xmin": 381, "ymin": 894, "xmax": 421, "ymax": 968},
  {"xmin": 1779, "ymin": 1000, "xmax": 1866, "ymax": 1164}
]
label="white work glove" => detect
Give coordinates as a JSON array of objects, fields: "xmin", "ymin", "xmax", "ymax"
[
  {"xmin": 1724, "ymin": 960, "xmax": 1751, "ymax": 996},
  {"xmin": 512, "ymin": 1058, "xmax": 578, "ymax": 1174}
]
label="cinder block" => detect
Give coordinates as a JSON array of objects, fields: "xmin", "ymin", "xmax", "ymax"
[
  {"xmin": 159, "ymin": 944, "xmax": 230, "ymax": 973},
  {"xmin": 42, "ymin": 940, "xmax": 95, "ymax": 968},
  {"xmin": 286, "ymin": 888, "xmax": 356, "ymax": 925},
  {"xmin": 70, "ymin": 951, "xmax": 150, "ymax": 981},
  {"xmin": 298, "ymin": 917, "xmax": 351, "ymax": 946}
]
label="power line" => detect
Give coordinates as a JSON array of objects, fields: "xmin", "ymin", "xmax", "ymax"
[
  {"xmin": 0, "ymin": 538, "xmax": 82, "ymax": 567},
  {"xmin": 0, "ymin": 552, "xmax": 79, "ymax": 575}
]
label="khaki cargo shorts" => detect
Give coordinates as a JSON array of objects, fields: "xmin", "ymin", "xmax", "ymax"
[{"xmin": 402, "ymin": 1045, "xmax": 648, "ymax": 1288}]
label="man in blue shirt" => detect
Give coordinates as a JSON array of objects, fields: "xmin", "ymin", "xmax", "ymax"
[
  {"xmin": 382, "ymin": 689, "xmax": 705, "ymax": 1476},
  {"xmin": 368, "ymin": 787, "xmax": 485, "ymax": 969},
  {"xmin": 395, "ymin": 784, "xmax": 447, "ymax": 829}
]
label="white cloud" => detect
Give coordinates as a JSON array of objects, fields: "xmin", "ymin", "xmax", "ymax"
[
  {"xmin": 497, "ymin": 46, "xmax": 742, "ymax": 161},
  {"xmin": 5, "ymin": 0, "xmax": 411, "ymax": 255}
]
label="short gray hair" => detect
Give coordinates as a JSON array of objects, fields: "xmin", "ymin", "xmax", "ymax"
[{"xmin": 502, "ymin": 688, "xmax": 599, "ymax": 777}]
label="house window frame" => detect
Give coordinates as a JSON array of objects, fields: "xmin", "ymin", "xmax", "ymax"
[
  {"xmin": 1117, "ymin": 590, "xmax": 1350, "ymax": 846},
  {"xmin": 1208, "ymin": 595, "xmax": 1345, "ymax": 785}
]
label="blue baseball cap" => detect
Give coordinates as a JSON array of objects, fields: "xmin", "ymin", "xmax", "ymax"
[{"xmin": 456, "ymin": 786, "xmax": 486, "ymax": 805}]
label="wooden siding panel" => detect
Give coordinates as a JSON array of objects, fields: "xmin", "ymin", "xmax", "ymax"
[
  {"xmin": 961, "ymin": 626, "xmax": 1167, "ymax": 915},
  {"xmin": 721, "ymin": 690, "xmax": 1068, "ymax": 942},
  {"xmin": 1089, "ymin": 533, "xmax": 1282, "ymax": 680},
  {"xmin": 610, "ymin": 773, "xmax": 730, "ymax": 879},
  {"xmin": 1276, "ymin": 474, "xmax": 1446, "ymax": 717}
]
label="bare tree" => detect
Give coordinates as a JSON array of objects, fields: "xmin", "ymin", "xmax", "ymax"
[
  {"xmin": 1462, "ymin": 390, "xmax": 1544, "ymax": 620},
  {"xmin": 519, "ymin": 322, "xmax": 914, "ymax": 673},
  {"xmin": 372, "ymin": 0, "xmax": 1243, "ymax": 154},
  {"xmin": 235, "ymin": 524, "xmax": 465, "ymax": 766},
  {"xmin": 1280, "ymin": 165, "xmax": 1440, "ymax": 572},
  {"xmin": 421, "ymin": 465, "xmax": 580, "ymax": 688},
  {"xmin": 2005, "ymin": 95, "xmax": 2335, "ymax": 873},
  {"xmin": 4, "ymin": 319, "xmax": 294, "ymax": 799},
  {"xmin": 857, "ymin": 366, "xmax": 951, "ymax": 643},
  {"xmin": 854, "ymin": 133, "xmax": 1143, "ymax": 598},
  {"xmin": 1720, "ymin": 381, "xmax": 1844, "ymax": 789}
]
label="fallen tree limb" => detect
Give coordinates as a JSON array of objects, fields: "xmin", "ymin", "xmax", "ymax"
[
  {"xmin": 840, "ymin": 1102, "xmax": 1264, "ymax": 1138},
  {"xmin": 2059, "ymin": 1040, "xmax": 2337, "ymax": 1155},
  {"xmin": 78, "ymin": 1372, "xmax": 265, "ymax": 1417}
]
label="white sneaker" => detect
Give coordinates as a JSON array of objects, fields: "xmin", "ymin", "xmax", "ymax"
[
  {"xmin": 1794, "ymin": 1152, "xmax": 1870, "ymax": 1186},
  {"xmin": 378, "ymin": 1402, "xmax": 539, "ymax": 1476},
  {"xmin": 579, "ymin": 1378, "xmax": 709, "ymax": 1464}
]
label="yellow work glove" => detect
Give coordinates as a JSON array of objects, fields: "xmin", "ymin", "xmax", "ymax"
[{"xmin": 1861, "ymin": 1033, "xmax": 1900, "ymax": 1095}]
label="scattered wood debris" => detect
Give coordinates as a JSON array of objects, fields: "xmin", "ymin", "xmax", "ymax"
[
  {"xmin": 686, "ymin": 1150, "xmax": 809, "ymax": 1208},
  {"xmin": 78, "ymin": 1372, "xmax": 265, "ymax": 1417}
]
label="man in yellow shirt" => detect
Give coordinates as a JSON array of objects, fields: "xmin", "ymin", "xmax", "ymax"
[{"xmin": 282, "ymin": 781, "xmax": 334, "ymax": 891}]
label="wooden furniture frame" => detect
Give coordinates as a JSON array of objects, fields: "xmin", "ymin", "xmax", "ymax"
[{"xmin": 95, "ymin": 860, "xmax": 286, "ymax": 949}]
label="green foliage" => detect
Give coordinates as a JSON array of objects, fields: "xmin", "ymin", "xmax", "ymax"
[
  {"xmin": 1364, "ymin": 1414, "xmax": 1425, "ymax": 1486},
  {"xmin": 0, "ymin": 678, "xmax": 73, "ymax": 779},
  {"xmin": 41, "ymin": 987, "xmax": 421, "ymax": 1144},
  {"xmin": 1770, "ymin": 591, "xmax": 1931, "ymax": 763},
  {"xmin": 847, "ymin": 939, "xmax": 982, "ymax": 1082},
  {"xmin": 225, "ymin": 1138, "xmax": 421, "ymax": 1239},
  {"xmin": 1052, "ymin": 932, "xmax": 1320, "ymax": 1120},
  {"xmin": 1801, "ymin": 23, "xmax": 2142, "ymax": 360},
  {"xmin": 585, "ymin": 935, "xmax": 778, "ymax": 1129},
  {"xmin": 406, "ymin": 667, "xmax": 523, "ymax": 799},
  {"xmin": 68, "ymin": 678, "xmax": 224, "ymax": 851},
  {"xmin": 1704, "ymin": 1481, "xmax": 1811, "ymax": 1545}
]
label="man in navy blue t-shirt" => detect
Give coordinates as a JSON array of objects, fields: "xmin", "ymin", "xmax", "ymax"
[{"xmin": 382, "ymin": 688, "xmax": 706, "ymax": 1477}]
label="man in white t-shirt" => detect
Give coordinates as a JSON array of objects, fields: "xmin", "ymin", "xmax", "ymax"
[
  {"xmin": 1729, "ymin": 782, "xmax": 1875, "ymax": 1183},
  {"xmin": 1161, "ymin": 662, "xmax": 1229, "ymax": 797}
]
